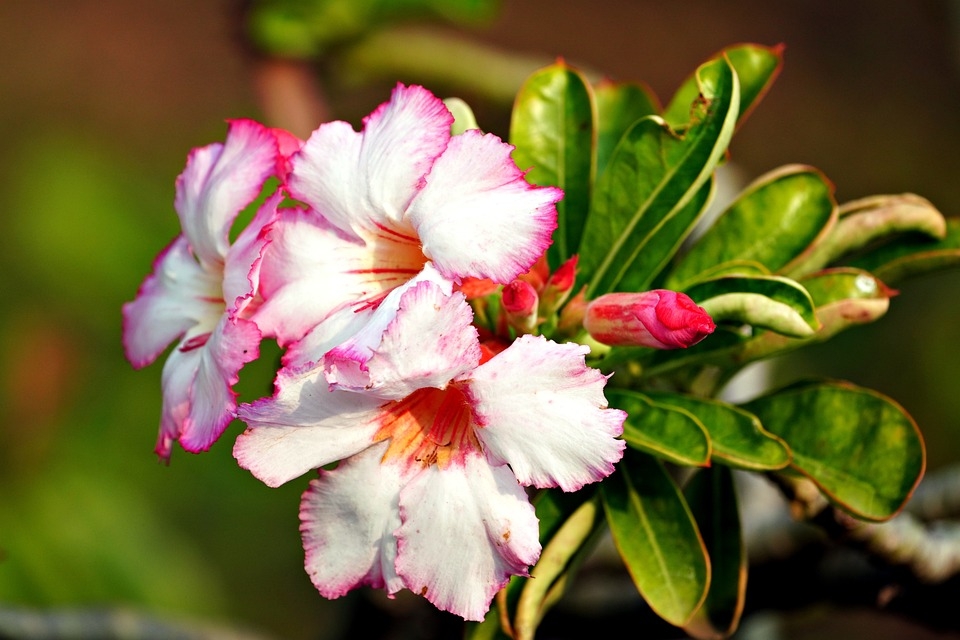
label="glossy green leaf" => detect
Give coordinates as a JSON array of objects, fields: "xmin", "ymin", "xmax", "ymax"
[
  {"xmin": 513, "ymin": 495, "xmax": 604, "ymax": 640},
  {"xmin": 511, "ymin": 62, "xmax": 595, "ymax": 267},
  {"xmin": 663, "ymin": 43, "xmax": 783, "ymax": 128},
  {"xmin": 467, "ymin": 489, "xmax": 596, "ymax": 640},
  {"xmin": 789, "ymin": 193, "xmax": 947, "ymax": 278},
  {"xmin": 616, "ymin": 179, "xmax": 715, "ymax": 293},
  {"xmin": 733, "ymin": 268, "xmax": 893, "ymax": 367},
  {"xmin": 745, "ymin": 380, "xmax": 926, "ymax": 521},
  {"xmin": 444, "ymin": 97, "xmax": 479, "ymax": 134},
  {"xmin": 580, "ymin": 57, "xmax": 739, "ymax": 297},
  {"xmin": 665, "ymin": 165, "xmax": 836, "ymax": 290},
  {"xmin": 643, "ymin": 391, "xmax": 791, "ymax": 470},
  {"xmin": 608, "ymin": 389, "xmax": 711, "ymax": 467},
  {"xmin": 683, "ymin": 466, "xmax": 747, "ymax": 639},
  {"xmin": 687, "ymin": 275, "xmax": 819, "ymax": 338},
  {"xmin": 594, "ymin": 80, "xmax": 659, "ymax": 176},
  {"xmin": 602, "ymin": 449, "xmax": 710, "ymax": 626},
  {"xmin": 847, "ymin": 217, "xmax": 960, "ymax": 285}
]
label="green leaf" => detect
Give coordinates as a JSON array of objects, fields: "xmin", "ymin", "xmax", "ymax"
[
  {"xmin": 687, "ymin": 275, "xmax": 819, "ymax": 338},
  {"xmin": 663, "ymin": 43, "xmax": 783, "ymax": 128},
  {"xmin": 847, "ymin": 216, "xmax": 960, "ymax": 285},
  {"xmin": 789, "ymin": 193, "xmax": 947, "ymax": 278},
  {"xmin": 616, "ymin": 179, "xmax": 715, "ymax": 293},
  {"xmin": 513, "ymin": 494, "xmax": 604, "ymax": 640},
  {"xmin": 602, "ymin": 449, "xmax": 710, "ymax": 626},
  {"xmin": 733, "ymin": 268, "xmax": 893, "ymax": 367},
  {"xmin": 467, "ymin": 489, "xmax": 596, "ymax": 640},
  {"xmin": 444, "ymin": 97, "xmax": 479, "ymax": 134},
  {"xmin": 744, "ymin": 380, "xmax": 926, "ymax": 521},
  {"xmin": 665, "ymin": 165, "xmax": 836, "ymax": 290},
  {"xmin": 643, "ymin": 392, "xmax": 791, "ymax": 470},
  {"xmin": 510, "ymin": 62, "xmax": 595, "ymax": 267},
  {"xmin": 580, "ymin": 57, "xmax": 740, "ymax": 297},
  {"xmin": 594, "ymin": 80, "xmax": 659, "ymax": 177},
  {"xmin": 608, "ymin": 389, "xmax": 711, "ymax": 467},
  {"xmin": 683, "ymin": 466, "xmax": 747, "ymax": 639}
]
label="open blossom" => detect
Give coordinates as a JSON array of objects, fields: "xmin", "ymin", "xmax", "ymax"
[
  {"xmin": 122, "ymin": 120, "xmax": 281, "ymax": 459},
  {"xmin": 234, "ymin": 266, "xmax": 626, "ymax": 620},
  {"xmin": 251, "ymin": 83, "xmax": 563, "ymax": 366},
  {"xmin": 584, "ymin": 290, "xmax": 716, "ymax": 349}
]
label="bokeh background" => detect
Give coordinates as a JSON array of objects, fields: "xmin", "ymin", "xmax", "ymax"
[{"xmin": 2, "ymin": 1, "xmax": 960, "ymax": 639}]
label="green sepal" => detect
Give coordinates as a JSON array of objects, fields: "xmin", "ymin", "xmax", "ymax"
[
  {"xmin": 744, "ymin": 379, "xmax": 926, "ymax": 521},
  {"xmin": 602, "ymin": 449, "xmax": 710, "ymax": 626}
]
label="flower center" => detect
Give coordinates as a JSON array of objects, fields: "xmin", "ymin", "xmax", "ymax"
[{"xmin": 374, "ymin": 384, "xmax": 479, "ymax": 470}]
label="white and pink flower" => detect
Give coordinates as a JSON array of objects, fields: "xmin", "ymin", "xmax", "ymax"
[
  {"xmin": 122, "ymin": 119, "xmax": 282, "ymax": 459},
  {"xmin": 234, "ymin": 267, "xmax": 626, "ymax": 620},
  {"xmin": 251, "ymin": 83, "xmax": 563, "ymax": 366}
]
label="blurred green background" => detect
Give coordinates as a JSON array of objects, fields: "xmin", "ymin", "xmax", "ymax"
[{"xmin": 1, "ymin": 1, "xmax": 960, "ymax": 639}]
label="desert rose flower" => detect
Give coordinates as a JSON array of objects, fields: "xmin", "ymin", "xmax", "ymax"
[
  {"xmin": 234, "ymin": 266, "xmax": 626, "ymax": 620},
  {"xmin": 251, "ymin": 83, "xmax": 563, "ymax": 366},
  {"xmin": 123, "ymin": 120, "xmax": 282, "ymax": 459},
  {"xmin": 584, "ymin": 290, "xmax": 716, "ymax": 349}
]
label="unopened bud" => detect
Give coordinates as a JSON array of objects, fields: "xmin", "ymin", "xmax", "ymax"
[
  {"xmin": 584, "ymin": 290, "xmax": 715, "ymax": 349},
  {"xmin": 540, "ymin": 255, "xmax": 579, "ymax": 314},
  {"xmin": 502, "ymin": 280, "xmax": 540, "ymax": 335}
]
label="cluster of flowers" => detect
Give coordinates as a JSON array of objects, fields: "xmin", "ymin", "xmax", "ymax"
[{"xmin": 123, "ymin": 84, "xmax": 714, "ymax": 620}]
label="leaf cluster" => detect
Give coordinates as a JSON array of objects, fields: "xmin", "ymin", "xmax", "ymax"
[{"xmin": 467, "ymin": 43, "xmax": 959, "ymax": 639}]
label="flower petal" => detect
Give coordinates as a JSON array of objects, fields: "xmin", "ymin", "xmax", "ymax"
[
  {"xmin": 178, "ymin": 314, "xmax": 261, "ymax": 453},
  {"xmin": 300, "ymin": 442, "xmax": 404, "ymax": 599},
  {"xmin": 287, "ymin": 84, "xmax": 453, "ymax": 238},
  {"xmin": 234, "ymin": 364, "xmax": 384, "ymax": 487},
  {"xmin": 395, "ymin": 452, "xmax": 540, "ymax": 621},
  {"xmin": 324, "ymin": 265, "xmax": 479, "ymax": 398},
  {"xmin": 122, "ymin": 235, "xmax": 222, "ymax": 369},
  {"xmin": 253, "ymin": 206, "xmax": 423, "ymax": 347},
  {"xmin": 175, "ymin": 119, "xmax": 278, "ymax": 268},
  {"xmin": 467, "ymin": 335, "xmax": 627, "ymax": 492},
  {"xmin": 223, "ymin": 191, "xmax": 282, "ymax": 317},
  {"xmin": 407, "ymin": 129, "xmax": 562, "ymax": 283}
]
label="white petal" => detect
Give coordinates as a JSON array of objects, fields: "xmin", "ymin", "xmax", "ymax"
[
  {"xmin": 324, "ymin": 265, "xmax": 478, "ymax": 398},
  {"xmin": 157, "ymin": 332, "xmax": 202, "ymax": 460},
  {"xmin": 122, "ymin": 235, "xmax": 222, "ymax": 368},
  {"xmin": 279, "ymin": 304, "xmax": 374, "ymax": 370},
  {"xmin": 407, "ymin": 129, "xmax": 562, "ymax": 283},
  {"xmin": 223, "ymin": 190, "xmax": 282, "ymax": 316},
  {"xmin": 253, "ymin": 206, "xmax": 423, "ymax": 347},
  {"xmin": 395, "ymin": 453, "xmax": 540, "ymax": 621},
  {"xmin": 178, "ymin": 315, "xmax": 261, "ymax": 453},
  {"xmin": 300, "ymin": 442, "xmax": 405, "ymax": 599},
  {"xmin": 467, "ymin": 335, "xmax": 627, "ymax": 492},
  {"xmin": 175, "ymin": 119, "xmax": 278, "ymax": 269},
  {"xmin": 287, "ymin": 84, "xmax": 453, "ymax": 237},
  {"xmin": 234, "ymin": 364, "xmax": 384, "ymax": 487}
]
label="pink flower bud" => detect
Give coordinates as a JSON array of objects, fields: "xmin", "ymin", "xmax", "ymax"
[
  {"xmin": 502, "ymin": 280, "xmax": 540, "ymax": 334},
  {"xmin": 584, "ymin": 290, "xmax": 715, "ymax": 349},
  {"xmin": 540, "ymin": 255, "xmax": 579, "ymax": 314}
]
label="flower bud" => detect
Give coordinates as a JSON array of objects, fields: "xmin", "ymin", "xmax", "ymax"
[
  {"xmin": 502, "ymin": 280, "xmax": 540, "ymax": 335},
  {"xmin": 539, "ymin": 255, "xmax": 579, "ymax": 315},
  {"xmin": 584, "ymin": 290, "xmax": 715, "ymax": 349}
]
